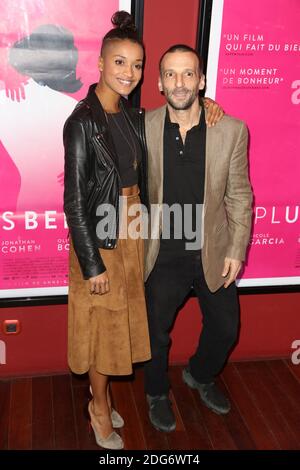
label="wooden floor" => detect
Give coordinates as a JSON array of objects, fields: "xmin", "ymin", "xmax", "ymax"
[{"xmin": 0, "ymin": 359, "xmax": 300, "ymax": 450}]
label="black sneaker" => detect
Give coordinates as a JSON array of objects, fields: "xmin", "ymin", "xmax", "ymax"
[
  {"xmin": 182, "ymin": 367, "xmax": 231, "ymax": 415},
  {"xmin": 147, "ymin": 394, "xmax": 176, "ymax": 432}
]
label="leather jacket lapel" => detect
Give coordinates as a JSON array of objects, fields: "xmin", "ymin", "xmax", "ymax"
[{"xmin": 85, "ymin": 84, "xmax": 119, "ymax": 170}]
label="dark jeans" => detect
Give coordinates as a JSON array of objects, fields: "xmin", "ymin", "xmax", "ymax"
[{"xmin": 144, "ymin": 250, "xmax": 239, "ymax": 396}]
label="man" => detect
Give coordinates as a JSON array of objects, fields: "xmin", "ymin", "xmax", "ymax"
[{"xmin": 144, "ymin": 44, "xmax": 252, "ymax": 432}]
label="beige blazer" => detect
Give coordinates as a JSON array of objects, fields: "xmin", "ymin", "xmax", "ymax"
[{"xmin": 144, "ymin": 105, "xmax": 253, "ymax": 292}]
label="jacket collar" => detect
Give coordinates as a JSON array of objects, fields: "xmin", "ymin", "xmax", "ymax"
[
  {"xmin": 85, "ymin": 83, "xmax": 108, "ymax": 133},
  {"xmin": 84, "ymin": 83, "xmax": 121, "ymax": 170}
]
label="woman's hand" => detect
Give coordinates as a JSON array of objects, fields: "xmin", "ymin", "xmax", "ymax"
[
  {"xmin": 203, "ymin": 97, "xmax": 224, "ymax": 127},
  {"xmin": 89, "ymin": 271, "xmax": 110, "ymax": 295}
]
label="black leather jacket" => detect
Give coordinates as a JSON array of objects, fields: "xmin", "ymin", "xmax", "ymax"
[{"xmin": 63, "ymin": 84, "xmax": 148, "ymax": 280}]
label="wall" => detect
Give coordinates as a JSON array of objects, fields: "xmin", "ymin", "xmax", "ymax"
[
  {"xmin": 141, "ymin": 0, "xmax": 200, "ymax": 109},
  {"xmin": 170, "ymin": 293, "xmax": 300, "ymax": 363},
  {"xmin": 1, "ymin": 291, "xmax": 299, "ymax": 377},
  {"xmin": 0, "ymin": 0, "xmax": 299, "ymax": 378},
  {"xmin": 0, "ymin": 305, "xmax": 68, "ymax": 377}
]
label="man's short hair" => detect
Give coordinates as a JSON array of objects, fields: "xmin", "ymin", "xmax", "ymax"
[{"xmin": 159, "ymin": 44, "xmax": 203, "ymax": 75}]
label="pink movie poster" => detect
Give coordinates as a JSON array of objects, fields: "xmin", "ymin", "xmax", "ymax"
[
  {"xmin": 207, "ymin": 0, "xmax": 300, "ymax": 286},
  {"xmin": 0, "ymin": 0, "xmax": 124, "ymax": 298}
]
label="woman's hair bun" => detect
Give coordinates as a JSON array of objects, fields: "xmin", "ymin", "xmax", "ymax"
[
  {"xmin": 101, "ymin": 10, "xmax": 142, "ymax": 54},
  {"xmin": 111, "ymin": 10, "xmax": 136, "ymax": 32}
]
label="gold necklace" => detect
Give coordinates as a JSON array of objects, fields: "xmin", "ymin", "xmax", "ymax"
[{"xmin": 108, "ymin": 112, "xmax": 138, "ymax": 171}]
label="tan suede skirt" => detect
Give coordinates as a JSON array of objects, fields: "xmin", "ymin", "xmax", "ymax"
[{"xmin": 68, "ymin": 193, "xmax": 151, "ymax": 376}]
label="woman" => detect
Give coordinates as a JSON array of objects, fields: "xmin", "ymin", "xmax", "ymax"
[{"xmin": 64, "ymin": 11, "xmax": 222, "ymax": 450}]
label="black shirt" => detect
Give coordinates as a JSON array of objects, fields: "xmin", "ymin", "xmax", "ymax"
[
  {"xmin": 107, "ymin": 111, "xmax": 142, "ymax": 188},
  {"xmin": 160, "ymin": 106, "xmax": 206, "ymax": 254}
]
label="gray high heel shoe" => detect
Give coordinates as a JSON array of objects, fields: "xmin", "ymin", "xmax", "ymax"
[
  {"xmin": 88, "ymin": 400, "xmax": 124, "ymax": 450},
  {"xmin": 89, "ymin": 385, "xmax": 124, "ymax": 428}
]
